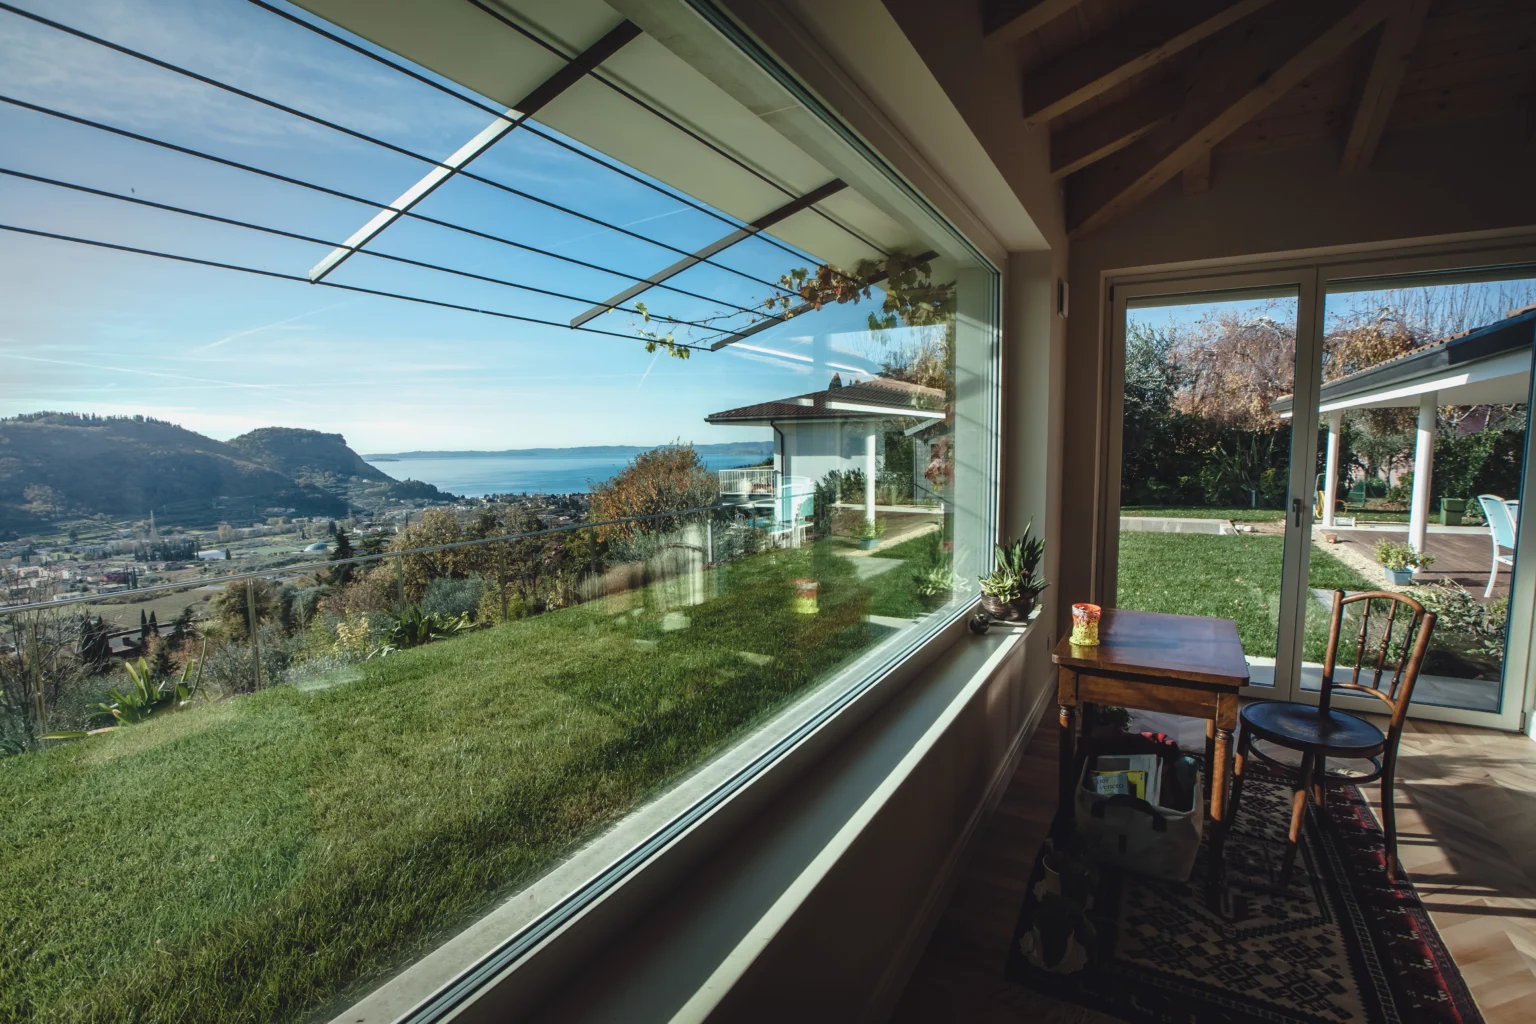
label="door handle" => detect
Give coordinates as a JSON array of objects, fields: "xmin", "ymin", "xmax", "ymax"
[{"xmin": 1292, "ymin": 497, "xmax": 1303, "ymax": 528}]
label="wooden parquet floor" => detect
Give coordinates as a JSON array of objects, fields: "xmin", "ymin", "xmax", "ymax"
[{"xmin": 889, "ymin": 710, "xmax": 1536, "ymax": 1023}]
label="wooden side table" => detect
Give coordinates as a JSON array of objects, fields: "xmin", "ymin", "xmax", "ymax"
[{"xmin": 1051, "ymin": 609, "xmax": 1249, "ymax": 871}]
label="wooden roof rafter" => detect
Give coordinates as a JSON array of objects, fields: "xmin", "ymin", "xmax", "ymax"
[
  {"xmin": 1063, "ymin": 0, "xmax": 1392, "ymax": 236},
  {"xmin": 982, "ymin": 0, "xmax": 1089, "ymax": 46},
  {"xmin": 1021, "ymin": 0, "xmax": 1275, "ymax": 127},
  {"xmin": 1340, "ymin": 0, "xmax": 1433, "ymax": 175}
]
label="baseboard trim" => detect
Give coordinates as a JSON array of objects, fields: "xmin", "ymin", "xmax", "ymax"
[{"xmin": 858, "ymin": 661, "xmax": 1056, "ymax": 1023}]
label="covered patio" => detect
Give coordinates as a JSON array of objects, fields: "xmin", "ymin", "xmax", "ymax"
[{"xmin": 1274, "ymin": 306, "xmax": 1533, "ymax": 555}]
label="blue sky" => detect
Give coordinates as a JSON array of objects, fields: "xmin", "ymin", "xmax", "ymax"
[{"xmin": 0, "ymin": 0, "xmax": 907, "ymax": 452}]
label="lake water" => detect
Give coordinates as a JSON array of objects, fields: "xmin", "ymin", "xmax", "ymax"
[{"xmin": 366, "ymin": 453, "xmax": 767, "ymax": 497}]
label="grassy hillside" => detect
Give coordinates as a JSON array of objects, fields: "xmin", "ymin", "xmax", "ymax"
[{"xmin": 0, "ymin": 543, "xmax": 875, "ymax": 1023}]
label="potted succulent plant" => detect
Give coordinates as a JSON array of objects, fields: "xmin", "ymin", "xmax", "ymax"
[
  {"xmin": 979, "ymin": 522, "xmax": 1049, "ymax": 620},
  {"xmin": 1375, "ymin": 539, "xmax": 1434, "ymax": 586}
]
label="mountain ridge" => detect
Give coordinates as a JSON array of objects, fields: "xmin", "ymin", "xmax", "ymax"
[
  {"xmin": 0, "ymin": 414, "xmax": 430, "ymax": 535},
  {"xmin": 366, "ymin": 441, "xmax": 773, "ymax": 460}
]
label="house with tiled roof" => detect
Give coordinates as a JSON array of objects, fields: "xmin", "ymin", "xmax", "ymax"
[{"xmin": 706, "ymin": 375, "xmax": 947, "ymax": 523}]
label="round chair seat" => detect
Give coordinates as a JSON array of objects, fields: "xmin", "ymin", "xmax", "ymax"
[{"xmin": 1240, "ymin": 701, "xmax": 1385, "ymax": 758}]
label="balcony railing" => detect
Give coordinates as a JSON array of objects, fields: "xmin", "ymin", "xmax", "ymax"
[{"xmin": 719, "ymin": 466, "xmax": 775, "ymax": 497}]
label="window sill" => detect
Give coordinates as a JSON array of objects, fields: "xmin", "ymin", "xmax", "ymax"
[
  {"xmin": 334, "ymin": 600, "xmax": 1023, "ymax": 1024},
  {"xmin": 471, "ymin": 609, "xmax": 1044, "ymax": 1022}
]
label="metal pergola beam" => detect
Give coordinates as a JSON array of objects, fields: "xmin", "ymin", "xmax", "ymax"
[
  {"xmin": 568, "ymin": 178, "xmax": 846, "ymax": 328},
  {"xmin": 309, "ymin": 20, "xmax": 641, "ymax": 283}
]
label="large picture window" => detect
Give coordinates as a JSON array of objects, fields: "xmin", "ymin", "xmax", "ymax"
[{"xmin": 0, "ymin": 2, "xmax": 1000, "ymax": 1021}]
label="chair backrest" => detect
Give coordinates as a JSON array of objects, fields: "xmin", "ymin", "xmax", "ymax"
[
  {"xmin": 1318, "ymin": 589, "xmax": 1437, "ymax": 738},
  {"xmin": 1479, "ymin": 494, "xmax": 1517, "ymax": 550}
]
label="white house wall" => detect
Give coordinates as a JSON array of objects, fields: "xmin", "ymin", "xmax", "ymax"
[{"xmin": 779, "ymin": 421, "xmax": 886, "ymax": 489}]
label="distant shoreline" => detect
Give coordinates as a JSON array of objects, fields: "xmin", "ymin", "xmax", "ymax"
[{"xmin": 364, "ymin": 442, "xmax": 772, "ymax": 461}]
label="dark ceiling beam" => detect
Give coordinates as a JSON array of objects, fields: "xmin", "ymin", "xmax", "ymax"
[
  {"xmin": 1022, "ymin": 0, "xmax": 1274, "ymax": 126},
  {"xmin": 982, "ymin": 0, "xmax": 1086, "ymax": 45},
  {"xmin": 1065, "ymin": 0, "xmax": 1390, "ymax": 237},
  {"xmin": 1049, "ymin": 81, "xmax": 1181, "ymax": 179},
  {"xmin": 1339, "ymin": 0, "xmax": 1431, "ymax": 175}
]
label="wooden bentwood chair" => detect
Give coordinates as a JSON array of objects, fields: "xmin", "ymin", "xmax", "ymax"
[{"xmin": 1226, "ymin": 590, "xmax": 1436, "ymax": 885}]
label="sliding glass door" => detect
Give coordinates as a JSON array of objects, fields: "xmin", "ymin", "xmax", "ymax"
[
  {"xmin": 1107, "ymin": 251, "xmax": 1536, "ymax": 731},
  {"xmin": 1106, "ymin": 271, "xmax": 1318, "ymax": 696},
  {"xmin": 1293, "ymin": 266, "xmax": 1536, "ymax": 729}
]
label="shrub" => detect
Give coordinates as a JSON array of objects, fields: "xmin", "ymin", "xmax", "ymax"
[
  {"xmin": 210, "ymin": 578, "xmax": 278, "ymax": 640},
  {"xmin": 914, "ymin": 564, "xmax": 957, "ymax": 598},
  {"xmin": 590, "ymin": 443, "xmax": 717, "ymax": 540},
  {"xmin": 1412, "ymin": 581, "xmax": 1508, "ymax": 660},
  {"xmin": 1374, "ymin": 539, "xmax": 1433, "ymax": 571},
  {"xmin": 848, "ymin": 517, "xmax": 887, "ymax": 541},
  {"xmin": 422, "ymin": 575, "xmax": 485, "ymax": 620},
  {"xmin": 381, "ymin": 605, "xmax": 472, "ymax": 652},
  {"xmin": 475, "ymin": 584, "xmax": 531, "ymax": 625},
  {"xmin": 201, "ymin": 623, "xmax": 303, "ymax": 695}
]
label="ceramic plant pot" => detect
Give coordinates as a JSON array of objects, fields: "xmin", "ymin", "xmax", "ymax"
[
  {"xmin": 981, "ymin": 593, "xmax": 1034, "ymax": 621},
  {"xmin": 1385, "ymin": 567, "xmax": 1414, "ymax": 586}
]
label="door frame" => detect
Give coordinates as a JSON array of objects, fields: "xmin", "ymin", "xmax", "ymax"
[
  {"xmin": 1098, "ymin": 236, "xmax": 1536, "ymax": 731},
  {"xmin": 1104, "ymin": 267, "xmax": 1319, "ymax": 703}
]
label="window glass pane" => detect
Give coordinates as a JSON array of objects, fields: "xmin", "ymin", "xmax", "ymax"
[
  {"xmin": 1304, "ymin": 275, "xmax": 1535, "ymax": 711},
  {"xmin": 0, "ymin": 2, "xmax": 998, "ymax": 1021},
  {"xmin": 1116, "ymin": 290, "xmax": 1299, "ymax": 687}
]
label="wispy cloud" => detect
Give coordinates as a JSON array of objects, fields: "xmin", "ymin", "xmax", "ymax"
[
  {"xmin": 0, "ymin": 0, "xmax": 477, "ymax": 154},
  {"xmin": 193, "ymin": 300, "xmax": 347, "ymax": 351},
  {"xmin": 634, "ymin": 350, "xmax": 660, "ymax": 390}
]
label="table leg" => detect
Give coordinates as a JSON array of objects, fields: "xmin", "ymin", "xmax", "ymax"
[
  {"xmin": 1055, "ymin": 702, "xmax": 1076, "ymax": 843},
  {"xmin": 1204, "ymin": 719, "xmax": 1216, "ymax": 783},
  {"xmin": 1210, "ymin": 727, "xmax": 1232, "ymax": 824}
]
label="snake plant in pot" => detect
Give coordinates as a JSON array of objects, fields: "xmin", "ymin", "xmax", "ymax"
[{"xmin": 979, "ymin": 521, "xmax": 1049, "ymax": 621}]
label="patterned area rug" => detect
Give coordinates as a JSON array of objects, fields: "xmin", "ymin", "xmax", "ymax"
[{"xmin": 1005, "ymin": 765, "xmax": 1483, "ymax": 1023}]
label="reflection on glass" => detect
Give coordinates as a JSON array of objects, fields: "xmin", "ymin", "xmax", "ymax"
[
  {"xmin": 1302, "ymin": 278, "xmax": 1535, "ymax": 711},
  {"xmin": 0, "ymin": 2, "xmax": 994, "ymax": 1019},
  {"xmin": 1115, "ymin": 292, "xmax": 1301, "ymax": 686}
]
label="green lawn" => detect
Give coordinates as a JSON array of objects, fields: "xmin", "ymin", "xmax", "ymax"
[
  {"xmin": 870, "ymin": 530, "xmax": 944, "ymax": 561},
  {"xmin": 0, "ymin": 544, "xmax": 878, "ymax": 1023},
  {"xmin": 1116, "ymin": 532, "xmax": 1376, "ymax": 663},
  {"xmin": 1120, "ymin": 505, "xmax": 1416, "ymax": 525},
  {"xmin": 1120, "ymin": 505, "xmax": 1285, "ymax": 523}
]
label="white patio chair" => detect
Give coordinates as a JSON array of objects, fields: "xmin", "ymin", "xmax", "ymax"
[{"xmin": 1477, "ymin": 494, "xmax": 1517, "ymax": 598}]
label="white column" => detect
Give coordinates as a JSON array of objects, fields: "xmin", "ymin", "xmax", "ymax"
[
  {"xmin": 1409, "ymin": 392, "xmax": 1437, "ymax": 553},
  {"xmin": 865, "ymin": 428, "xmax": 878, "ymax": 524},
  {"xmin": 1322, "ymin": 410, "xmax": 1341, "ymax": 528}
]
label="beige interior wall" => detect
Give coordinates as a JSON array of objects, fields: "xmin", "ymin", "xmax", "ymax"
[{"xmin": 1060, "ymin": 120, "xmax": 1536, "ymax": 628}]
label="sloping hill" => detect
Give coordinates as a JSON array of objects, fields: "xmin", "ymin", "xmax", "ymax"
[
  {"xmin": 0, "ymin": 413, "xmax": 352, "ymax": 526},
  {"xmin": 228, "ymin": 427, "xmax": 391, "ymax": 484}
]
